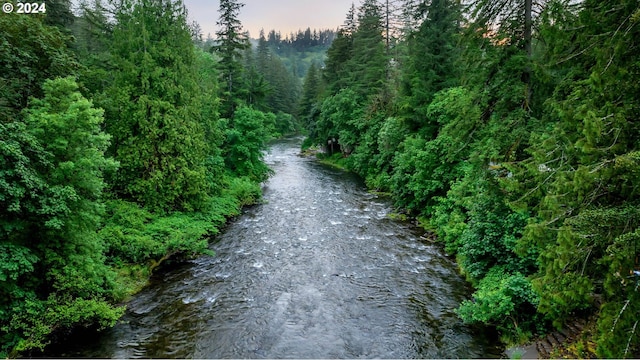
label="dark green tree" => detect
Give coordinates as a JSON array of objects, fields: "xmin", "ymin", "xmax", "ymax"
[
  {"xmin": 222, "ymin": 106, "xmax": 274, "ymax": 182},
  {"xmin": 212, "ymin": 0, "xmax": 250, "ymax": 118},
  {"xmin": 322, "ymin": 4, "xmax": 358, "ymax": 96},
  {"xmin": 298, "ymin": 62, "xmax": 322, "ymax": 128},
  {"xmin": 520, "ymin": 0, "xmax": 640, "ymax": 356},
  {"xmin": 0, "ymin": 14, "xmax": 78, "ymax": 123},
  {"xmin": 106, "ymin": 0, "xmax": 209, "ymax": 212},
  {"xmin": 346, "ymin": 0, "xmax": 387, "ymax": 98},
  {"xmin": 44, "ymin": 0, "xmax": 75, "ymax": 29},
  {"xmin": 401, "ymin": 0, "xmax": 461, "ymax": 132}
]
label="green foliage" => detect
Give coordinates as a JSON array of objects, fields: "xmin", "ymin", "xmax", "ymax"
[
  {"xmin": 223, "ymin": 175, "xmax": 263, "ymax": 207},
  {"xmin": 298, "ymin": 62, "xmax": 322, "ymax": 126},
  {"xmin": 106, "ymin": 0, "xmax": 209, "ymax": 213},
  {"xmin": 346, "ymin": 0, "xmax": 387, "ymax": 98},
  {"xmin": 401, "ymin": 0, "xmax": 461, "ymax": 130},
  {"xmin": 251, "ymin": 35, "xmax": 301, "ymax": 116},
  {"xmin": 223, "ymin": 106, "xmax": 275, "ymax": 182},
  {"xmin": 455, "ymin": 177, "xmax": 533, "ymax": 282},
  {"xmin": 101, "ymin": 201, "xmax": 211, "ymax": 262},
  {"xmin": 0, "ymin": 77, "xmax": 121, "ymax": 357},
  {"xmin": 458, "ymin": 267, "xmax": 539, "ymax": 340},
  {"xmin": 323, "ymin": 29, "xmax": 353, "ymax": 96},
  {"xmin": 194, "ymin": 48, "xmax": 227, "ymax": 194},
  {"xmin": 7, "ymin": 295, "xmax": 124, "ymax": 356},
  {"xmin": 213, "ymin": 0, "xmax": 250, "ymax": 118},
  {"xmin": 0, "ymin": 0, "xmax": 276, "ymax": 355},
  {"xmin": 517, "ymin": 0, "xmax": 640, "ymax": 355},
  {"xmin": 389, "ymin": 87, "xmax": 479, "ymax": 217},
  {"xmin": 315, "ymin": 89, "xmax": 364, "ymax": 152},
  {"xmin": 273, "ymin": 111, "xmax": 299, "ymax": 136},
  {"xmin": 0, "ymin": 14, "xmax": 78, "ymax": 123}
]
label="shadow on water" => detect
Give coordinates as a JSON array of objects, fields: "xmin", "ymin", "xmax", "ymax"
[{"xmin": 44, "ymin": 136, "xmax": 504, "ymax": 359}]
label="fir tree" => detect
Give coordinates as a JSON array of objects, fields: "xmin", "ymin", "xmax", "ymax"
[{"xmin": 212, "ymin": 0, "xmax": 250, "ymax": 118}]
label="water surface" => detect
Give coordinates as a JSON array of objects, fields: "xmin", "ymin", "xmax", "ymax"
[{"xmin": 52, "ymin": 137, "xmax": 501, "ymax": 358}]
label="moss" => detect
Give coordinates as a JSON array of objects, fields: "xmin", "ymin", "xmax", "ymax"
[{"xmin": 111, "ymin": 264, "xmax": 151, "ymax": 303}]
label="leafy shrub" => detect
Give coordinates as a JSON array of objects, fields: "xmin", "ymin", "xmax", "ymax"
[{"xmin": 458, "ymin": 267, "xmax": 539, "ymax": 342}]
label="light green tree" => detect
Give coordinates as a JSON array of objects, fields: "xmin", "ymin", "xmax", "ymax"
[{"xmin": 0, "ymin": 77, "xmax": 123, "ymax": 357}]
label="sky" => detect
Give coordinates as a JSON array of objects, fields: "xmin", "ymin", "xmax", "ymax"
[{"xmin": 182, "ymin": 0, "xmax": 353, "ymax": 39}]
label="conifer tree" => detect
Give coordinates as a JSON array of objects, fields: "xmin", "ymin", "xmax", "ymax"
[
  {"xmin": 521, "ymin": 0, "xmax": 640, "ymax": 355},
  {"xmin": 106, "ymin": 0, "xmax": 208, "ymax": 212},
  {"xmin": 298, "ymin": 62, "xmax": 321, "ymax": 126},
  {"xmin": 347, "ymin": 0, "xmax": 388, "ymax": 98},
  {"xmin": 213, "ymin": 0, "xmax": 250, "ymax": 118},
  {"xmin": 401, "ymin": 0, "xmax": 461, "ymax": 132}
]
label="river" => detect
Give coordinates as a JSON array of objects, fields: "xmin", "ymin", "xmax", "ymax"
[{"xmin": 50, "ymin": 137, "xmax": 502, "ymax": 358}]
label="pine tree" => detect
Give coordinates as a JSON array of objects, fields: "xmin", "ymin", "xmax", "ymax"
[
  {"xmin": 212, "ymin": 0, "xmax": 250, "ymax": 118},
  {"xmin": 401, "ymin": 0, "xmax": 461, "ymax": 132},
  {"xmin": 298, "ymin": 62, "xmax": 321, "ymax": 126},
  {"xmin": 347, "ymin": 0, "xmax": 388, "ymax": 98}
]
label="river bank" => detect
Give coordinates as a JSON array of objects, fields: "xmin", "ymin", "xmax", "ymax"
[
  {"xmin": 307, "ymin": 147, "xmax": 610, "ymax": 360},
  {"xmin": 40, "ymin": 137, "xmax": 503, "ymax": 358}
]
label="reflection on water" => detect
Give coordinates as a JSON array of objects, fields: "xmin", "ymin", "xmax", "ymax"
[{"xmin": 48, "ymin": 137, "xmax": 503, "ymax": 358}]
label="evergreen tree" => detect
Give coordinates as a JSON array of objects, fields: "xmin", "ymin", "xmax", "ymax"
[
  {"xmin": 401, "ymin": 0, "xmax": 461, "ymax": 132},
  {"xmin": 0, "ymin": 14, "xmax": 78, "ymax": 123},
  {"xmin": 43, "ymin": 0, "xmax": 75, "ymax": 29},
  {"xmin": 242, "ymin": 45, "xmax": 269, "ymax": 109},
  {"xmin": 256, "ymin": 29, "xmax": 270, "ymax": 74},
  {"xmin": 212, "ymin": 0, "xmax": 250, "ymax": 118},
  {"xmin": 520, "ymin": 0, "xmax": 640, "ymax": 355},
  {"xmin": 106, "ymin": 0, "xmax": 209, "ymax": 212},
  {"xmin": 347, "ymin": 0, "xmax": 388, "ymax": 98},
  {"xmin": 298, "ymin": 62, "xmax": 321, "ymax": 126},
  {"xmin": 323, "ymin": 4, "xmax": 357, "ymax": 95},
  {"xmin": 193, "ymin": 47, "xmax": 226, "ymax": 193}
]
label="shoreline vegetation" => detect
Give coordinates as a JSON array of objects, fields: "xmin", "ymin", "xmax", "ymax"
[
  {"xmin": 296, "ymin": 0, "xmax": 640, "ymax": 357},
  {"xmin": 3, "ymin": 0, "xmax": 640, "ymax": 357},
  {"xmin": 309, "ymin": 150, "xmax": 597, "ymax": 358},
  {"xmin": 0, "ymin": 0, "xmax": 303, "ymax": 355}
]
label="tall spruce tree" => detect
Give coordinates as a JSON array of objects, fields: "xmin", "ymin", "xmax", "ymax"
[
  {"xmin": 401, "ymin": 0, "xmax": 461, "ymax": 132},
  {"xmin": 298, "ymin": 62, "xmax": 321, "ymax": 124},
  {"xmin": 347, "ymin": 0, "xmax": 388, "ymax": 98},
  {"xmin": 212, "ymin": 0, "xmax": 250, "ymax": 118}
]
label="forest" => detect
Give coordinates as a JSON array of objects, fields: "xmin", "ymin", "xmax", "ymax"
[
  {"xmin": 300, "ymin": 0, "xmax": 640, "ymax": 357},
  {"xmin": 1, "ymin": 0, "xmax": 639, "ymax": 358},
  {"xmin": 0, "ymin": 0, "xmax": 305, "ymax": 356}
]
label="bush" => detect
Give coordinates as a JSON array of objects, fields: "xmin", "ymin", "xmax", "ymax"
[{"xmin": 458, "ymin": 267, "xmax": 539, "ymax": 343}]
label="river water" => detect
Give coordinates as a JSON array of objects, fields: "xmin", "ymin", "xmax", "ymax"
[{"xmin": 52, "ymin": 137, "xmax": 502, "ymax": 358}]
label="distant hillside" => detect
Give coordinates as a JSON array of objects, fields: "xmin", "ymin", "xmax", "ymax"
[{"xmin": 254, "ymin": 28, "xmax": 336, "ymax": 79}]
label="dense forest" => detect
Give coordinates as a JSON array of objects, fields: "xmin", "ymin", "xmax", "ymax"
[
  {"xmin": 201, "ymin": 27, "xmax": 336, "ymax": 80},
  {"xmin": 300, "ymin": 0, "xmax": 640, "ymax": 357},
  {"xmin": 0, "ymin": 0, "xmax": 304, "ymax": 356},
  {"xmin": 1, "ymin": 0, "xmax": 639, "ymax": 357}
]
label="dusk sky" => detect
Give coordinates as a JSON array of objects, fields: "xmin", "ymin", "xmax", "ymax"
[{"xmin": 182, "ymin": 0, "xmax": 354, "ymax": 39}]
